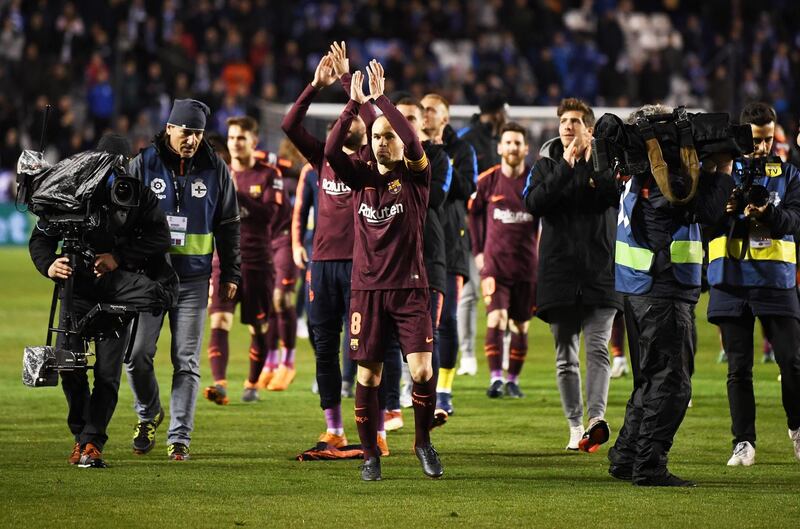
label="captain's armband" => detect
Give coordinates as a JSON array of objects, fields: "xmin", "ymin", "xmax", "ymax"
[{"xmin": 404, "ymin": 153, "xmax": 428, "ymax": 172}]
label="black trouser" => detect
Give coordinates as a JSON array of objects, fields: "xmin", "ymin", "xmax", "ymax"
[
  {"xmin": 608, "ymin": 295, "xmax": 695, "ymax": 481},
  {"xmin": 59, "ymin": 269, "xmax": 170, "ymax": 450},
  {"xmin": 718, "ymin": 313, "xmax": 800, "ymax": 448},
  {"xmin": 59, "ymin": 296, "xmax": 129, "ymax": 451}
]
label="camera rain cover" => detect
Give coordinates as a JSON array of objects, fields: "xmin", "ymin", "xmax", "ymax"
[
  {"xmin": 22, "ymin": 346, "xmax": 54, "ymax": 387},
  {"xmin": 28, "ymin": 151, "xmax": 126, "ymax": 214}
]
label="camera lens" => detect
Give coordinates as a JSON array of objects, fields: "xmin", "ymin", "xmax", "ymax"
[
  {"xmin": 110, "ymin": 177, "xmax": 138, "ymax": 207},
  {"xmin": 745, "ymin": 184, "xmax": 770, "ymax": 208}
]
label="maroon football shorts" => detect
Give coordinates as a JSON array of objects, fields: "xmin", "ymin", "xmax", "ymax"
[
  {"xmin": 272, "ymin": 242, "xmax": 298, "ymax": 293},
  {"xmin": 208, "ymin": 266, "xmax": 275, "ymax": 325},
  {"xmin": 348, "ymin": 288, "xmax": 433, "ymax": 362},
  {"xmin": 481, "ymin": 276, "xmax": 536, "ymax": 322}
]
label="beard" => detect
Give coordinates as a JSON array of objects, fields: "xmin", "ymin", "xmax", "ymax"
[{"xmin": 343, "ymin": 130, "xmax": 364, "ymax": 151}]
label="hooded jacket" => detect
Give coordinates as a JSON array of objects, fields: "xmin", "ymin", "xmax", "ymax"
[
  {"xmin": 441, "ymin": 125, "xmax": 477, "ymax": 277},
  {"xmin": 523, "ymin": 137, "xmax": 622, "ymax": 322}
]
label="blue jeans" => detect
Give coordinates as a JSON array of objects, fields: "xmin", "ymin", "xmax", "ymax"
[{"xmin": 125, "ymin": 278, "xmax": 209, "ymax": 446}]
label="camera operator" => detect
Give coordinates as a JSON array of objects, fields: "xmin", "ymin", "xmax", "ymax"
[
  {"xmin": 607, "ymin": 104, "xmax": 735, "ymax": 487},
  {"xmin": 706, "ymin": 102, "xmax": 800, "ymax": 467},
  {"xmin": 28, "ymin": 134, "xmax": 177, "ymax": 468},
  {"xmin": 125, "ymin": 99, "xmax": 241, "ymax": 461}
]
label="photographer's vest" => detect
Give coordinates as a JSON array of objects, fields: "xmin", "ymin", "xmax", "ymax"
[
  {"xmin": 140, "ymin": 147, "xmax": 219, "ymax": 280},
  {"xmin": 615, "ymin": 177, "xmax": 703, "ymax": 294},
  {"xmin": 707, "ymin": 160, "xmax": 797, "ymax": 288}
]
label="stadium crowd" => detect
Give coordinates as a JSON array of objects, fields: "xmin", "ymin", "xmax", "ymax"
[{"xmin": 1, "ymin": 0, "xmax": 800, "ymax": 173}]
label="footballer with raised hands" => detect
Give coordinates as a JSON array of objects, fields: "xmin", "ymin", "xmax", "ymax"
[{"xmin": 324, "ymin": 61, "xmax": 443, "ymax": 481}]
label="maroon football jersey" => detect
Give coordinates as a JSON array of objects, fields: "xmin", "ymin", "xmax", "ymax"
[
  {"xmin": 469, "ymin": 164, "xmax": 539, "ymax": 282},
  {"xmin": 347, "ymin": 161, "xmax": 431, "ymax": 290},
  {"xmin": 268, "ymin": 172, "xmax": 291, "ymax": 250},
  {"xmin": 233, "ymin": 160, "xmax": 282, "ymax": 266}
]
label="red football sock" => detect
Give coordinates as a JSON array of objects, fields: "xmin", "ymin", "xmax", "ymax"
[
  {"xmin": 208, "ymin": 328, "xmax": 229, "ymax": 382},
  {"xmin": 507, "ymin": 331, "xmax": 528, "ymax": 378},
  {"xmin": 247, "ymin": 333, "xmax": 269, "ymax": 384},
  {"xmin": 412, "ymin": 377, "xmax": 436, "ymax": 447},
  {"xmin": 485, "ymin": 327, "xmax": 503, "ymax": 374},
  {"xmin": 355, "ymin": 383, "xmax": 380, "ymax": 459}
]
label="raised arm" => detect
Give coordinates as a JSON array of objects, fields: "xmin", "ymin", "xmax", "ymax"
[
  {"xmin": 280, "ymin": 54, "xmax": 337, "ymax": 168},
  {"xmin": 324, "ymin": 71, "xmax": 370, "ymax": 189},
  {"xmin": 330, "ymin": 41, "xmax": 378, "ymax": 130},
  {"xmin": 366, "ymin": 60, "xmax": 425, "ymax": 164}
]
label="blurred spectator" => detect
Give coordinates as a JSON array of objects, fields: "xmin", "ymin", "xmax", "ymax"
[{"xmin": 0, "ymin": 0, "xmax": 797, "ymax": 164}]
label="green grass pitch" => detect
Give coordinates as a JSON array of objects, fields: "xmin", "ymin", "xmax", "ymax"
[{"xmin": 1, "ymin": 247, "xmax": 798, "ymax": 528}]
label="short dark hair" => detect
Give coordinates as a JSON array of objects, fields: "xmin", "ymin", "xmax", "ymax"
[
  {"xmin": 740, "ymin": 102, "xmax": 776, "ymax": 126},
  {"xmin": 226, "ymin": 115, "xmax": 259, "ymax": 136},
  {"xmin": 499, "ymin": 121, "xmax": 528, "ymax": 144},
  {"xmin": 479, "ymin": 91, "xmax": 507, "ymax": 114},
  {"xmin": 394, "ymin": 96, "xmax": 424, "ymax": 112},
  {"xmin": 557, "ymin": 98, "xmax": 595, "ymax": 128}
]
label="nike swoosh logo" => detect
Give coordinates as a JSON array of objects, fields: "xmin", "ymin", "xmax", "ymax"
[
  {"xmin": 425, "ymin": 337, "xmax": 433, "ymax": 343},
  {"xmin": 490, "ymin": 195, "xmax": 505, "ymax": 203}
]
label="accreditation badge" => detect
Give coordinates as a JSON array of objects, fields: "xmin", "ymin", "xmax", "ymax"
[{"xmin": 167, "ymin": 215, "xmax": 188, "ymax": 247}]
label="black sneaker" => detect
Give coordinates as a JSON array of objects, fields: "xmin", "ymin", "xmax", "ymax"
[
  {"xmin": 360, "ymin": 456, "xmax": 382, "ymax": 481},
  {"xmin": 634, "ymin": 472, "xmax": 696, "ymax": 487},
  {"xmin": 168, "ymin": 442, "xmax": 190, "ymax": 461},
  {"xmin": 132, "ymin": 408, "xmax": 164, "ymax": 455},
  {"xmin": 504, "ymin": 381, "xmax": 525, "ymax": 398},
  {"xmin": 78, "ymin": 443, "xmax": 108, "ymax": 468},
  {"xmin": 415, "ymin": 443, "xmax": 444, "ymax": 478},
  {"xmin": 486, "ymin": 380, "xmax": 504, "ymax": 398},
  {"xmin": 608, "ymin": 465, "xmax": 633, "ymax": 481}
]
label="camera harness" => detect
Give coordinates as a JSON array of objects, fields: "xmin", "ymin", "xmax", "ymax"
[{"xmin": 635, "ymin": 108, "xmax": 701, "ymax": 206}]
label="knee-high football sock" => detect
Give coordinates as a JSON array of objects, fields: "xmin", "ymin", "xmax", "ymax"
[
  {"xmin": 485, "ymin": 327, "xmax": 504, "ymax": 380},
  {"xmin": 412, "ymin": 377, "xmax": 437, "ymax": 447},
  {"xmin": 247, "ymin": 333, "xmax": 269, "ymax": 384},
  {"xmin": 208, "ymin": 328, "xmax": 229, "ymax": 383},
  {"xmin": 507, "ymin": 331, "xmax": 528, "ymax": 382},
  {"xmin": 355, "ymin": 383, "xmax": 380, "ymax": 459}
]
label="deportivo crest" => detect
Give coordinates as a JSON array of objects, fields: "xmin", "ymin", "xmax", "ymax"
[
  {"xmin": 387, "ymin": 178, "xmax": 402, "ymax": 195},
  {"xmin": 191, "ymin": 179, "xmax": 207, "ymax": 198},
  {"xmin": 350, "ymin": 338, "xmax": 359, "ymax": 351},
  {"xmin": 150, "ymin": 178, "xmax": 167, "ymax": 195}
]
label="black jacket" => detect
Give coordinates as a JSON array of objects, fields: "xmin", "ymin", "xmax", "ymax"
[
  {"xmin": 441, "ymin": 125, "xmax": 477, "ymax": 277},
  {"xmin": 29, "ymin": 181, "xmax": 178, "ymax": 312},
  {"xmin": 523, "ymin": 138, "xmax": 623, "ymax": 322},
  {"xmin": 423, "ymin": 141, "xmax": 451, "ymax": 294},
  {"xmin": 458, "ymin": 114, "xmax": 500, "ymax": 174}
]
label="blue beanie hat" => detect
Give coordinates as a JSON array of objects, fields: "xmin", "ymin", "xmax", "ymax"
[{"xmin": 167, "ymin": 98, "xmax": 210, "ymax": 130}]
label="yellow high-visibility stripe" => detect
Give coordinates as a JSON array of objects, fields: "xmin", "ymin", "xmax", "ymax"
[
  {"xmin": 708, "ymin": 237, "xmax": 796, "ymax": 263},
  {"xmin": 615, "ymin": 240, "xmax": 654, "ymax": 272},
  {"xmin": 670, "ymin": 240, "xmax": 704, "ymax": 264},
  {"xmin": 169, "ymin": 233, "xmax": 214, "ymax": 255}
]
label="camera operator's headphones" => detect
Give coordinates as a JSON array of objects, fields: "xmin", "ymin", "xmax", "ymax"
[{"xmin": 635, "ymin": 107, "xmax": 701, "ymax": 206}]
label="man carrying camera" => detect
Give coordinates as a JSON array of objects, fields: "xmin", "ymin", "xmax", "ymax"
[
  {"xmin": 126, "ymin": 99, "xmax": 241, "ymax": 461},
  {"xmin": 607, "ymin": 105, "xmax": 735, "ymax": 487},
  {"xmin": 29, "ymin": 134, "xmax": 177, "ymax": 468},
  {"xmin": 706, "ymin": 102, "xmax": 800, "ymax": 467}
]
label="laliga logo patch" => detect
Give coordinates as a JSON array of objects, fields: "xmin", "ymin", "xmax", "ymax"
[
  {"xmin": 765, "ymin": 163, "xmax": 782, "ymax": 177},
  {"xmin": 191, "ymin": 179, "xmax": 207, "ymax": 198},
  {"xmin": 150, "ymin": 178, "xmax": 166, "ymax": 194},
  {"xmin": 388, "ymin": 178, "xmax": 402, "ymax": 195},
  {"xmin": 350, "ymin": 338, "xmax": 359, "ymax": 351}
]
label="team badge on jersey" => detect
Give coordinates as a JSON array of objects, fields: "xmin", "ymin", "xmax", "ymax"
[
  {"xmin": 388, "ymin": 178, "xmax": 402, "ymax": 195},
  {"xmin": 350, "ymin": 338, "xmax": 359, "ymax": 351},
  {"xmin": 191, "ymin": 179, "xmax": 207, "ymax": 198},
  {"xmin": 249, "ymin": 184, "xmax": 262, "ymax": 197},
  {"xmin": 150, "ymin": 178, "xmax": 166, "ymax": 196}
]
